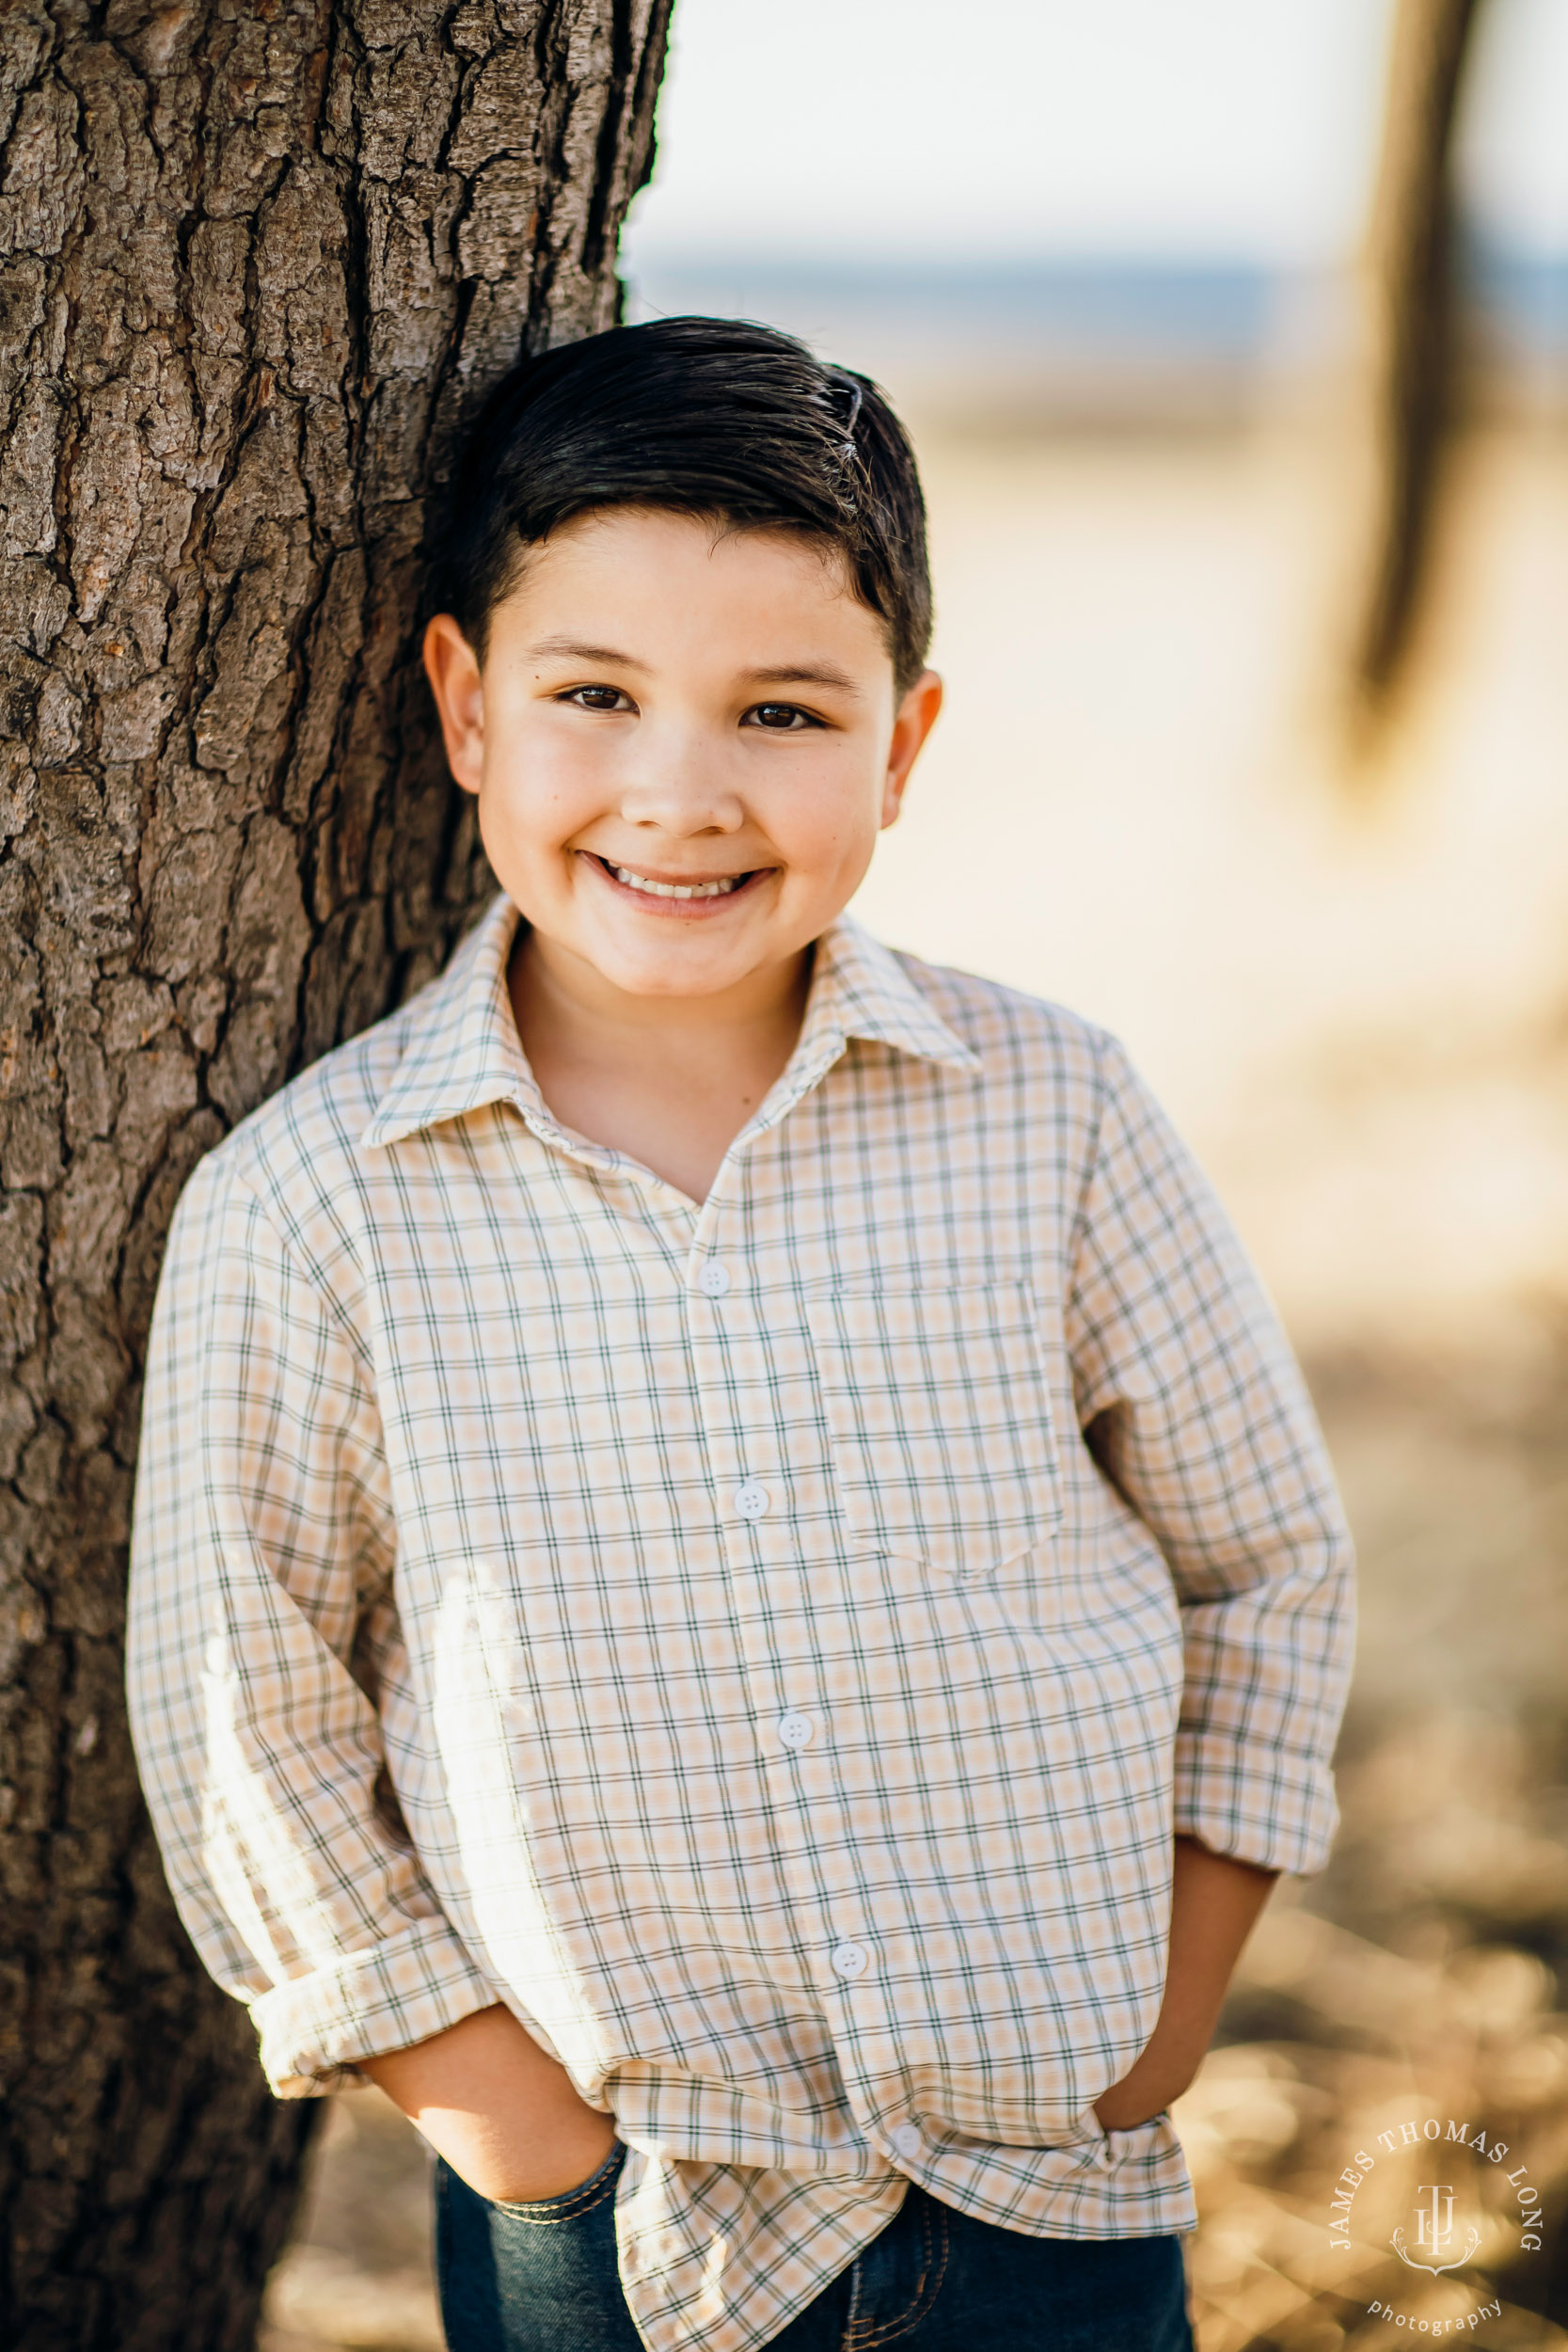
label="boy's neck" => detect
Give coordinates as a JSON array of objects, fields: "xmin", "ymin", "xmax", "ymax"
[{"xmin": 508, "ymin": 926, "xmax": 814, "ymax": 1204}]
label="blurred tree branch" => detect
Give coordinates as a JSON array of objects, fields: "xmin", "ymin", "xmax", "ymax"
[{"xmin": 1350, "ymin": 0, "xmax": 1485, "ymax": 715}]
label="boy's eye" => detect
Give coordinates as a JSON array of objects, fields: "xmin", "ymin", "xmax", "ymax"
[
  {"xmin": 563, "ymin": 685, "xmax": 634, "ymax": 713},
  {"xmin": 744, "ymin": 703, "xmax": 821, "ymax": 732}
]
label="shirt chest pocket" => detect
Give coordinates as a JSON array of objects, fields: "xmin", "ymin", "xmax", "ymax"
[{"xmin": 804, "ymin": 1283, "xmax": 1064, "ymax": 1579}]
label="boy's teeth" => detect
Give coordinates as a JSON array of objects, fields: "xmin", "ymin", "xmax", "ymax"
[{"xmin": 611, "ymin": 865, "xmax": 741, "ymax": 899}]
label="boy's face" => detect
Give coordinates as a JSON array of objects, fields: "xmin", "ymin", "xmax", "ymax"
[{"xmin": 424, "ymin": 508, "xmax": 942, "ymax": 1004}]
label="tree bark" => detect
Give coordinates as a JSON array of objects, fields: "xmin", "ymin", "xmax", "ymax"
[
  {"xmin": 0, "ymin": 4, "xmax": 670, "ymax": 2344},
  {"xmin": 1349, "ymin": 0, "xmax": 1482, "ymax": 708}
]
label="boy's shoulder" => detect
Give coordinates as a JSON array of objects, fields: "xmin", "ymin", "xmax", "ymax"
[
  {"xmin": 186, "ymin": 980, "xmax": 427, "ymax": 1248},
  {"xmin": 876, "ymin": 935, "xmax": 1121, "ymax": 1095},
  {"xmin": 196, "ymin": 902, "xmax": 509, "ymax": 1227}
]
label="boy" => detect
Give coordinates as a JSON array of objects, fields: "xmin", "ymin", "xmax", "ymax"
[{"xmin": 127, "ymin": 318, "xmax": 1354, "ymax": 2352}]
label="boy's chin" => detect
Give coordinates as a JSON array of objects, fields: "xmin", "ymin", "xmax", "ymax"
[
  {"xmin": 558, "ymin": 904, "xmax": 807, "ymax": 998},
  {"xmin": 583, "ymin": 938, "xmax": 779, "ymax": 999}
]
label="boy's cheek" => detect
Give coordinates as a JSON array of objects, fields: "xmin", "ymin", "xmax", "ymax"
[
  {"xmin": 479, "ymin": 751, "xmax": 598, "ymax": 848},
  {"xmin": 469, "ymin": 790, "xmax": 568, "ymax": 909}
]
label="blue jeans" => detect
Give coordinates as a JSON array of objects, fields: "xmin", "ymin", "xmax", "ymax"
[{"xmin": 436, "ymin": 2146, "xmax": 1194, "ymax": 2350}]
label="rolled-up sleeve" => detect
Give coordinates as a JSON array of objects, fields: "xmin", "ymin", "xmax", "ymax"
[
  {"xmin": 126, "ymin": 1149, "xmax": 498, "ymax": 2096},
  {"xmin": 1066, "ymin": 1034, "xmax": 1355, "ymax": 1877}
]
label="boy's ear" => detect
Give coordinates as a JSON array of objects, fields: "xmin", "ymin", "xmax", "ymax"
[
  {"xmin": 423, "ymin": 614, "xmax": 485, "ymax": 795},
  {"xmin": 881, "ymin": 669, "xmax": 942, "ymax": 830}
]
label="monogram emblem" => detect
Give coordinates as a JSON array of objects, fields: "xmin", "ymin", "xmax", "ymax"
[{"xmin": 1389, "ymin": 2184, "xmax": 1481, "ymax": 2277}]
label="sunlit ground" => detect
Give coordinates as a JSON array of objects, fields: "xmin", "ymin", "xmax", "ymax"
[{"xmin": 263, "ymin": 409, "xmax": 1568, "ymax": 2350}]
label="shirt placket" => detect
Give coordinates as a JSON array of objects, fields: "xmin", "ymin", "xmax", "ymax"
[{"xmin": 679, "ymin": 1067, "xmax": 922, "ymax": 2175}]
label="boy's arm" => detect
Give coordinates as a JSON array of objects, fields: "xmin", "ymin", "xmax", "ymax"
[
  {"xmin": 1067, "ymin": 1031, "xmax": 1355, "ymax": 1885},
  {"xmin": 1066, "ymin": 1033, "xmax": 1353, "ymax": 2119},
  {"xmin": 1093, "ymin": 1837, "xmax": 1275, "ymax": 2129},
  {"xmin": 361, "ymin": 2006, "xmax": 617, "ymax": 2200},
  {"xmin": 126, "ymin": 1152, "xmax": 499, "ymax": 2098}
]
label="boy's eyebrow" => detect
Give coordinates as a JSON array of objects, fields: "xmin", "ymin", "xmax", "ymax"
[
  {"xmin": 520, "ymin": 641, "xmax": 863, "ymax": 697},
  {"xmin": 522, "ymin": 635, "xmax": 649, "ymax": 670},
  {"xmin": 749, "ymin": 663, "xmax": 862, "ymax": 695}
]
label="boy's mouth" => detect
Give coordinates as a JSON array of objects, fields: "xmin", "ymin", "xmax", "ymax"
[{"xmin": 584, "ymin": 853, "xmax": 767, "ymax": 906}]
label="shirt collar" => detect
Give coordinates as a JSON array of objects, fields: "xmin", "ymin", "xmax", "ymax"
[
  {"xmin": 789, "ymin": 913, "xmax": 979, "ymax": 1078},
  {"xmin": 361, "ymin": 897, "xmax": 537, "ymax": 1149},
  {"xmin": 361, "ymin": 896, "xmax": 977, "ymax": 1152}
]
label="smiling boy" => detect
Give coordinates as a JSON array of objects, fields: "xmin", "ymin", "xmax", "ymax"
[{"xmin": 127, "ymin": 320, "xmax": 1354, "ymax": 2352}]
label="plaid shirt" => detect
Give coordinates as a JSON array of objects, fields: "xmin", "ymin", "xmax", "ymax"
[{"xmin": 127, "ymin": 896, "xmax": 1353, "ymax": 2352}]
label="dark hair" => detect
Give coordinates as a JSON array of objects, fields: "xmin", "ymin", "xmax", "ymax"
[{"xmin": 437, "ymin": 317, "xmax": 932, "ymax": 692}]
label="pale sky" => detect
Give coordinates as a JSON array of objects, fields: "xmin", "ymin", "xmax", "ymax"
[{"xmin": 624, "ymin": 0, "xmax": 1568, "ymax": 269}]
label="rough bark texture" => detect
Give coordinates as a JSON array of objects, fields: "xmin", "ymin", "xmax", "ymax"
[
  {"xmin": 0, "ymin": 4, "xmax": 670, "ymax": 2344},
  {"xmin": 1349, "ymin": 0, "xmax": 1482, "ymax": 707}
]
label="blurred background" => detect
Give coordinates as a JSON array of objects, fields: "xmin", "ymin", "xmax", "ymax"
[{"xmin": 265, "ymin": 5, "xmax": 1568, "ymax": 2345}]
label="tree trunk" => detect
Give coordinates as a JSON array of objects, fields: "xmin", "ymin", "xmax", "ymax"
[
  {"xmin": 1348, "ymin": 0, "xmax": 1482, "ymax": 709},
  {"xmin": 0, "ymin": 4, "xmax": 670, "ymax": 2344}
]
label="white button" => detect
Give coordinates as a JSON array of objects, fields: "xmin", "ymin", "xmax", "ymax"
[
  {"xmin": 697, "ymin": 1260, "xmax": 731, "ymax": 1297},
  {"xmin": 778, "ymin": 1710, "xmax": 814, "ymax": 1751},
  {"xmin": 891, "ymin": 2123, "xmax": 923, "ymax": 2161},
  {"xmin": 830, "ymin": 1938, "xmax": 870, "ymax": 1980},
  {"xmin": 734, "ymin": 1482, "xmax": 770, "ymax": 1521}
]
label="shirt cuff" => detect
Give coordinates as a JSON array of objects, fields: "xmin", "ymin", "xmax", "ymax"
[
  {"xmin": 1173, "ymin": 1728, "xmax": 1340, "ymax": 1878},
  {"xmin": 251, "ymin": 1917, "xmax": 501, "ymax": 2098}
]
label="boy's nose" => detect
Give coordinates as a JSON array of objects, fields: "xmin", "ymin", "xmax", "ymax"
[{"xmin": 615, "ymin": 751, "xmax": 746, "ymax": 836}]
